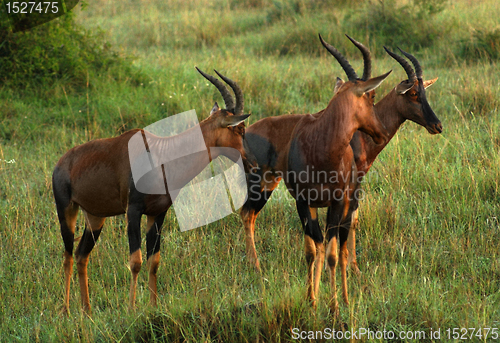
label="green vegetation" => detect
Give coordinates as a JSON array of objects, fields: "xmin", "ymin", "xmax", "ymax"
[
  {"xmin": 459, "ymin": 28, "xmax": 500, "ymax": 62},
  {"xmin": 0, "ymin": 10, "xmax": 140, "ymax": 89},
  {"xmin": 0, "ymin": 0, "xmax": 499, "ymax": 341}
]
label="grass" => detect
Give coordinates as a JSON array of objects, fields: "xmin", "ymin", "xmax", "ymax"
[{"xmin": 1, "ymin": 0, "xmax": 500, "ymax": 341}]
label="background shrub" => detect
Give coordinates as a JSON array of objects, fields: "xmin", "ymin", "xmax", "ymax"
[
  {"xmin": 458, "ymin": 28, "xmax": 500, "ymax": 62},
  {"xmin": 344, "ymin": 0, "xmax": 450, "ymax": 55},
  {"xmin": 0, "ymin": 10, "xmax": 140, "ymax": 90}
]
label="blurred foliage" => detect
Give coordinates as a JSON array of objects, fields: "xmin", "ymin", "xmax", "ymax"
[
  {"xmin": 259, "ymin": 22, "xmax": 322, "ymax": 56},
  {"xmin": 227, "ymin": 0, "xmax": 268, "ymax": 9},
  {"xmin": 459, "ymin": 28, "xmax": 500, "ymax": 62},
  {"xmin": 413, "ymin": 0, "xmax": 448, "ymax": 15},
  {"xmin": 456, "ymin": 83, "xmax": 499, "ymax": 117},
  {"xmin": 265, "ymin": 0, "xmax": 305, "ymax": 24},
  {"xmin": 0, "ymin": 9, "xmax": 141, "ymax": 90},
  {"xmin": 344, "ymin": 0, "xmax": 450, "ymax": 52}
]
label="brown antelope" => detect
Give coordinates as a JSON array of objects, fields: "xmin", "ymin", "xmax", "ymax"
[
  {"xmin": 242, "ymin": 35, "xmax": 391, "ymax": 311},
  {"xmin": 53, "ymin": 68, "xmax": 250, "ymax": 314},
  {"xmin": 242, "ymin": 35, "xmax": 379, "ymax": 272},
  {"xmin": 241, "ymin": 39, "xmax": 442, "ymax": 311},
  {"xmin": 283, "ymin": 36, "xmax": 393, "ymax": 312},
  {"xmin": 345, "ymin": 46, "xmax": 442, "ymax": 273}
]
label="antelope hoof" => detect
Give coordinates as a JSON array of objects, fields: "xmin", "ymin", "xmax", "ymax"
[
  {"xmin": 309, "ymin": 297, "xmax": 317, "ymax": 309},
  {"xmin": 247, "ymin": 256, "xmax": 262, "ymax": 273},
  {"xmin": 83, "ymin": 306, "xmax": 92, "ymax": 317},
  {"xmin": 150, "ymin": 298, "xmax": 158, "ymax": 308},
  {"xmin": 59, "ymin": 305, "xmax": 70, "ymax": 317},
  {"xmin": 329, "ymin": 301, "xmax": 339, "ymax": 317},
  {"xmin": 350, "ymin": 262, "xmax": 361, "ymax": 276}
]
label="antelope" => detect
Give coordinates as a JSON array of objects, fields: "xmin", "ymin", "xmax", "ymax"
[
  {"xmin": 345, "ymin": 47, "xmax": 442, "ymax": 274},
  {"xmin": 241, "ymin": 38, "xmax": 442, "ymax": 311},
  {"xmin": 242, "ymin": 35, "xmax": 391, "ymax": 311},
  {"xmin": 283, "ymin": 36, "xmax": 393, "ymax": 312},
  {"xmin": 242, "ymin": 35, "xmax": 379, "ymax": 271},
  {"xmin": 53, "ymin": 68, "xmax": 250, "ymax": 314}
]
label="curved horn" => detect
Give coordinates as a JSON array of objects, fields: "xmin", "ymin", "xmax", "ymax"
[
  {"xmin": 345, "ymin": 34, "xmax": 371, "ymax": 80},
  {"xmin": 383, "ymin": 47, "xmax": 416, "ymax": 82},
  {"xmin": 214, "ymin": 70, "xmax": 244, "ymax": 115},
  {"xmin": 398, "ymin": 48, "xmax": 423, "ymax": 79},
  {"xmin": 319, "ymin": 33, "xmax": 358, "ymax": 81},
  {"xmin": 195, "ymin": 67, "xmax": 235, "ymax": 111}
]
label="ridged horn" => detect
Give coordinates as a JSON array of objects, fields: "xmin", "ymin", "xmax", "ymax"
[
  {"xmin": 345, "ymin": 34, "xmax": 371, "ymax": 80},
  {"xmin": 319, "ymin": 33, "xmax": 358, "ymax": 81},
  {"xmin": 195, "ymin": 67, "xmax": 235, "ymax": 111},
  {"xmin": 383, "ymin": 47, "xmax": 416, "ymax": 82},
  {"xmin": 398, "ymin": 48, "xmax": 423, "ymax": 79},
  {"xmin": 214, "ymin": 70, "xmax": 244, "ymax": 115}
]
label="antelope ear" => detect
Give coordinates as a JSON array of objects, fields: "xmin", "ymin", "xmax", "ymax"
[
  {"xmin": 395, "ymin": 81, "xmax": 414, "ymax": 94},
  {"xmin": 423, "ymin": 77, "xmax": 438, "ymax": 89},
  {"xmin": 333, "ymin": 77, "xmax": 344, "ymax": 95},
  {"xmin": 210, "ymin": 102, "xmax": 220, "ymax": 115},
  {"xmin": 221, "ymin": 114, "xmax": 250, "ymax": 127},
  {"xmin": 356, "ymin": 70, "xmax": 392, "ymax": 96}
]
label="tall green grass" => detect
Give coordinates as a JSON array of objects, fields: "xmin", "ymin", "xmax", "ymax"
[{"xmin": 1, "ymin": 0, "xmax": 499, "ymax": 341}]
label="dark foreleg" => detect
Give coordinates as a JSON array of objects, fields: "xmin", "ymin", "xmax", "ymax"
[
  {"xmin": 338, "ymin": 224, "xmax": 350, "ymax": 306},
  {"xmin": 127, "ymin": 206, "xmax": 143, "ymax": 310},
  {"xmin": 145, "ymin": 212, "xmax": 167, "ymax": 307},
  {"xmin": 324, "ymin": 203, "xmax": 345, "ymax": 314},
  {"xmin": 296, "ymin": 201, "xmax": 323, "ymax": 308}
]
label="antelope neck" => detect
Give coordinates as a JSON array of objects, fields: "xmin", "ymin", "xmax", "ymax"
[
  {"xmin": 354, "ymin": 89, "xmax": 406, "ymax": 171},
  {"xmin": 315, "ymin": 94, "xmax": 360, "ymax": 168}
]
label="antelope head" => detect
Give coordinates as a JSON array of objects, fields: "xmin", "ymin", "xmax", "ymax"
[
  {"xmin": 319, "ymin": 34, "xmax": 391, "ymax": 144},
  {"xmin": 195, "ymin": 67, "xmax": 251, "ymax": 164},
  {"xmin": 384, "ymin": 47, "xmax": 442, "ymax": 134}
]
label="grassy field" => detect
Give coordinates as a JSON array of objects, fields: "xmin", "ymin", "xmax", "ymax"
[{"xmin": 1, "ymin": 0, "xmax": 499, "ymax": 341}]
